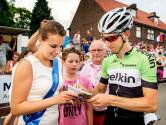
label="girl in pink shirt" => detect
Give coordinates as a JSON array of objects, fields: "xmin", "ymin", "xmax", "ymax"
[{"xmin": 59, "ymin": 47, "xmax": 93, "ymax": 125}]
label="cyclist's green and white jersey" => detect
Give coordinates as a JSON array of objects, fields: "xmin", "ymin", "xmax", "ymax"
[{"xmin": 100, "ymin": 47, "xmax": 157, "ymax": 118}]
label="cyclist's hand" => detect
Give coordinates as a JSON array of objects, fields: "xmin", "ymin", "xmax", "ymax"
[{"xmin": 88, "ymin": 93, "xmax": 111, "ymax": 107}]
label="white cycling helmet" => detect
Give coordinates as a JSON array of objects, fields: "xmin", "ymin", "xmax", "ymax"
[{"xmin": 98, "ymin": 7, "xmax": 133, "ymax": 34}]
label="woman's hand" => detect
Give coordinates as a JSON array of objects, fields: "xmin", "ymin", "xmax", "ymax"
[
  {"xmin": 54, "ymin": 91, "xmax": 77, "ymax": 104},
  {"xmin": 40, "ymin": 19, "xmax": 48, "ymax": 27}
]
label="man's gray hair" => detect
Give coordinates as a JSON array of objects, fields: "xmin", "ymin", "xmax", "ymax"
[{"xmin": 89, "ymin": 39, "xmax": 107, "ymax": 51}]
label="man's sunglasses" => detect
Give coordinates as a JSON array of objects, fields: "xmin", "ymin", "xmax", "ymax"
[{"xmin": 104, "ymin": 35, "xmax": 120, "ymax": 42}]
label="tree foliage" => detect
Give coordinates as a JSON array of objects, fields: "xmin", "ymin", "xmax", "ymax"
[
  {"xmin": 14, "ymin": 7, "xmax": 32, "ymax": 29},
  {"xmin": 30, "ymin": 0, "xmax": 53, "ymax": 36},
  {"xmin": 0, "ymin": 0, "xmax": 31, "ymax": 29},
  {"xmin": 0, "ymin": 0, "xmax": 15, "ymax": 26}
]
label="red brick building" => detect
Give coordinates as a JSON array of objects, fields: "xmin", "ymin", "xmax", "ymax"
[{"xmin": 70, "ymin": 0, "xmax": 166, "ymax": 46}]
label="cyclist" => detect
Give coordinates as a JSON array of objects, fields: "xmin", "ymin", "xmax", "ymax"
[{"xmin": 89, "ymin": 7, "xmax": 158, "ymax": 125}]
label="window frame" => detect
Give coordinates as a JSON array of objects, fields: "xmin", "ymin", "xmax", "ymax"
[
  {"xmin": 136, "ymin": 26, "xmax": 141, "ymax": 38},
  {"xmin": 147, "ymin": 29, "xmax": 154, "ymax": 40}
]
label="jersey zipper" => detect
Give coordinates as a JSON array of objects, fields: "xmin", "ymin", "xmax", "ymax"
[{"xmin": 114, "ymin": 84, "xmax": 119, "ymax": 117}]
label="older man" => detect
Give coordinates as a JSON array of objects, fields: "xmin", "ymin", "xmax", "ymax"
[{"xmin": 80, "ymin": 40, "xmax": 107, "ymax": 125}]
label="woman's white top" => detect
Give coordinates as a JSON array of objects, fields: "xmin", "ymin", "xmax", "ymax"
[{"xmin": 15, "ymin": 55, "xmax": 63, "ymax": 125}]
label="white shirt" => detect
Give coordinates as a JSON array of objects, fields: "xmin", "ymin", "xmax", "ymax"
[{"xmin": 14, "ymin": 55, "xmax": 63, "ymax": 125}]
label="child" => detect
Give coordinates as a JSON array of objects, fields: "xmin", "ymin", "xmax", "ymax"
[{"xmin": 59, "ymin": 47, "xmax": 93, "ymax": 125}]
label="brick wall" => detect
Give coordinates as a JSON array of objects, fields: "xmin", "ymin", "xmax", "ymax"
[
  {"xmin": 70, "ymin": 0, "xmax": 104, "ymax": 39},
  {"xmin": 70, "ymin": 0, "xmax": 166, "ymax": 46}
]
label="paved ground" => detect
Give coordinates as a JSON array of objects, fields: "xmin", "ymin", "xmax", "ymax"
[
  {"xmin": 154, "ymin": 83, "xmax": 166, "ymax": 125},
  {"xmin": 0, "ymin": 83, "xmax": 166, "ymax": 125}
]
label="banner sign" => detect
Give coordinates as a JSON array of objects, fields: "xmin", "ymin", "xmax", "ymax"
[{"xmin": 0, "ymin": 75, "xmax": 12, "ymax": 104}]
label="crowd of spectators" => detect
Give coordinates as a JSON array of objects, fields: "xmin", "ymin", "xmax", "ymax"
[
  {"xmin": 0, "ymin": 35, "xmax": 31, "ymax": 74},
  {"xmin": 1, "ymin": 32, "xmax": 166, "ymax": 82}
]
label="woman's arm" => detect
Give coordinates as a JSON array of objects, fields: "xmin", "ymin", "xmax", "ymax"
[
  {"xmin": 27, "ymin": 20, "xmax": 48, "ymax": 53},
  {"xmin": 3, "ymin": 112, "xmax": 16, "ymax": 125},
  {"xmin": 11, "ymin": 60, "xmax": 75, "ymax": 115},
  {"xmin": 27, "ymin": 30, "xmax": 39, "ymax": 53},
  {"xmin": 11, "ymin": 60, "xmax": 54, "ymax": 115}
]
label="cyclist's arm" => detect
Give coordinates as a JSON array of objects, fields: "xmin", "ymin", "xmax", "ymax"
[
  {"xmin": 107, "ymin": 87, "xmax": 158, "ymax": 112},
  {"xmin": 89, "ymin": 87, "xmax": 157, "ymax": 113},
  {"xmin": 90, "ymin": 54, "xmax": 158, "ymax": 113},
  {"xmin": 90, "ymin": 82, "xmax": 107, "ymax": 95},
  {"xmin": 112, "ymin": 52, "xmax": 158, "ymax": 113}
]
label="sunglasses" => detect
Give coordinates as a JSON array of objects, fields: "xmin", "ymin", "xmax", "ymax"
[{"xmin": 104, "ymin": 35, "xmax": 120, "ymax": 42}]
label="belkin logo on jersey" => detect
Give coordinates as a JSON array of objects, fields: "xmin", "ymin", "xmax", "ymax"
[
  {"xmin": 110, "ymin": 73, "xmax": 135, "ymax": 83},
  {"xmin": 108, "ymin": 69, "xmax": 141, "ymax": 87}
]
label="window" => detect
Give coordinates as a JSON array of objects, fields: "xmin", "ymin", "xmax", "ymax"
[
  {"xmin": 147, "ymin": 29, "xmax": 154, "ymax": 40},
  {"xmin": 154, "ymin": 18, "xmax": 159, "ymax": 25},
  {"xmin": 130, "ymin": 9, "xmax": 136, "ymax": 17},
  {"xmin": 136, "ymin": 27, "xmax": 141, "ymax": 38}
]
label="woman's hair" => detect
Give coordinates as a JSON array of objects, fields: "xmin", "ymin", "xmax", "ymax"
[
  {"xmin": 62, "ymin": 47, "xmax": 81, "ymax": 61},
  {"xmin": 18, "ymin": 48, "xmax": 32, "ymax": 61},
  {"xmin": 39, "ymin": 20, "xmax": 66, "ymax": 41}
]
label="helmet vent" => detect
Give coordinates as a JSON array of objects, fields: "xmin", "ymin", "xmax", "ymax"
[
  {"xmin": 116, "ymin": 19, "xmax": 128, "ymax": 32},
  {"xmin": 103, "ymin": 14, "xmax": 109, "ymax": 27},
  {"xmin": 107, "ymin": 15, "xmax": 120, "ymax": 30},
  {"xmin": 117, "ymin": 8, "xmax": 123, "ymax": 13}
]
